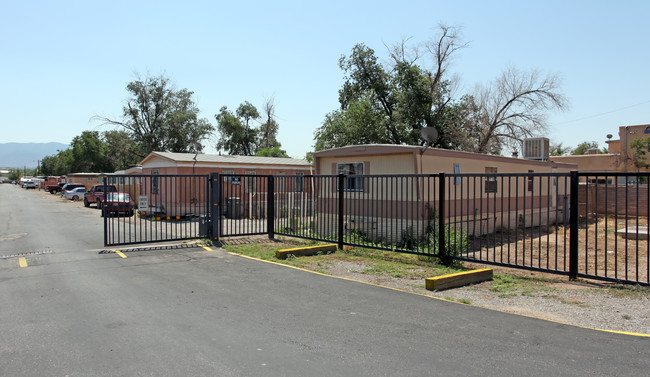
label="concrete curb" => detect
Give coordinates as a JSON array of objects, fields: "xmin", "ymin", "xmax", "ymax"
[
  {"xmin": 425, "ymin": 268, "xmax": 493, "ymax": 291},
  {"xmin": 275, "ymin": 244, "xmax": 337, "ymax": 259}
]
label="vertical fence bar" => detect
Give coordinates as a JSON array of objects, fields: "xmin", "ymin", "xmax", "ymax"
[
  {"xmin": 210, "ymin": 173, "xmax": 220, "ymax": 243},
  {"xmin": 338, "ymin": 173, "xmax": 344, "ymax": 250},
  {"xmin": 268, "ymin": 176, "xmax": 275, "ymax": 240},
  {"xmin": 569, "ymin": 170, "xmax": 579, "ymax": 280},
  {"xmin": 103, "ymin": 175, "xmax": 108, "ymax": 246},
  {"xmin": 438, "ymin": 173, "xmax": 446, "ymax": 262}
]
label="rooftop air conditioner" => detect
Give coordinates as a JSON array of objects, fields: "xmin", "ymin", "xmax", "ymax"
[{"xmin": 523, "ymin": 137, "xmax": 550, "ymax": 161}]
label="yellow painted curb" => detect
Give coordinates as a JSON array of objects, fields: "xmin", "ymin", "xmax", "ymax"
[
  {"xmin": 197, "ymin": 243, "xmax": 212, "ymax": 251},
  {"xmin": 111, "ymin": 249, "xmax": 127, "ymax": 258},
  {"xmin": 425, "ymin": 268, "xmax": 493, "ymax": 291},
  {"xmin": 275, "ymin": 244, "xmax": 337, "ymax": 259}
]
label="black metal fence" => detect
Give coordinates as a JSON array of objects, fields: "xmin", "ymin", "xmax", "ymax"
[
  {"xmin": 216, "ymin": 172, "xmax": 650, "ymax": 286},
  {"xmin": 103, "ymin": 174, "xmax": 210, "ymax": 247},
  {"xmin": 103, "ymin": 172, "xmax": 649, "ymax": 285}
]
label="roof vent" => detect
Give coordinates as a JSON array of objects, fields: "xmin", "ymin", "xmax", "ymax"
[
  {"xmin": 586, "ymin": 148, "xmax": 600, "ymax": 155},
  {"xmin": 523, "ymin": 138, "xmax": 550, "ymax": 161}
]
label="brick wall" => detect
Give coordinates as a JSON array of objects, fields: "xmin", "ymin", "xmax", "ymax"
[{"xmin": 579, "ymin": 184, "xmax": 649, "ymax": 217}]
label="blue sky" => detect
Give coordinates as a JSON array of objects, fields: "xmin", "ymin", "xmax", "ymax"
[{"xmin": 2, "ymin": 0, "xmax": 649, "ymax": 159}]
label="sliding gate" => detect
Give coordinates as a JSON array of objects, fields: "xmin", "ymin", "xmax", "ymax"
[{"xmin": 103, "ymin": 174, "xmax": 211, "ymax": 247}]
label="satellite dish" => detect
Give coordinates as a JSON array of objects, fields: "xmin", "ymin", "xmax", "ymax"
[
  {"xmin": 419, "ymin": 127, "xmax": 438, "ymax": 155},
  {"xmin": 420, "ymin": 127, "xmax": 438, "ymax": 144}
]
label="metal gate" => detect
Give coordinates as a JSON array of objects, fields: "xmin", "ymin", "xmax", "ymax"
[
  {"xmin": 103, "ymin": 174, "xmax": 211, "ymax": 247},
  {"xmin": 219, "ymin": 174, "xmax": 271, "ymax": 237}
]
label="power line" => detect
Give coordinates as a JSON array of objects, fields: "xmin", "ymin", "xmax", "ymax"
[{"xmin": 554, "ymin": 99, "xmax": 650, "ymax": 125}]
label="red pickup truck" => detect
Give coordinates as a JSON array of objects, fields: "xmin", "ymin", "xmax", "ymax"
[
  {"xmin": 45, "ymin": 182, "xmax": 67, "ymax": 194},
  {"xmin": 84, "ymin": 184, "xmax": 117, "ymax": 208}
]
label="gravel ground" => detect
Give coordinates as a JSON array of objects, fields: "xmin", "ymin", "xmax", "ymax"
[{"xmin": 321, "ymin": 260, "xmax": 650, "ymax": 336}]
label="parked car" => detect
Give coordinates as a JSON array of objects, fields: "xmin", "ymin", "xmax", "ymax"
[
  {"xmin": 60, "ymin": 183, "xmax": 85, "ymax": 195},
  {"xmin": 101, "ymin": 192, "xmax": 134, "ymax": 217},
  {"xmin": 84, "ymin": 184, "xmax": 117, "ymax": 208},
  {"xmin": 62, "ymin": 187, "xmax": 86, "ymax": 201},
  {"xmin": 46, "ymin": 182, "xmax": 68, "ymax": 194},
  {"xmin": 23, "ymin": 181, "xmax": 36, "ymax": 189}
]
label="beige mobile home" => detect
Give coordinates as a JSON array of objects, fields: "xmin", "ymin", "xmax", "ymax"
[{"xmin": 314, "ymin": 144, "xmax": 577, "ymax": 244}]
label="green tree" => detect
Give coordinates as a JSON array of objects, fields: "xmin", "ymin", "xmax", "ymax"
[
  {"xmin": 215, "ymin": 102, "xmax": 259, "ymax": 155},
  {"xmin": 256, "ymin": 146, "xmax": 289, "ymax": 158},
  {"xmin": 8, "ymin": 170, "xmax": 21, "ymax": 181},
  {"xmin": 96, "ymin": 73, "xmax": 213, "ymax": 157},
  {"xmin": 43, "ymin": 148, "xmax": 75, "ymax": 176},
  {"xmin": 40, "ymin": 155, "xmax": 58, "ymax": 176},
  {"xmin": 550, "ymin": 142, "xmax": 572, "ymax": 156},
  {"xmin": 315, "ymin": 25, "xmax": 465, "ymax": 151},
  {"xmin": 70, "ymin": 131, "xmax": 112, "ymax": 173},
  {"xmin": 572, "ymin": 141, "xmax": 601, "ymax": 155},
  {"xmin": 103, "ymin": 130, "xmax": 142, "ymax": 171},
  {"xmin": 630, "ymin": 136, "xmax": 650, "ymax": 171},
  {"xmin": 215, "ymin": 99, "xmax": 285, "ymax": 156}
]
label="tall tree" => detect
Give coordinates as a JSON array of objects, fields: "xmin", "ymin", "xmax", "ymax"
[
  {"xmin": 572, "ymin": 141, "xmax": 601, "ymax": 155},
  {"xmin": 103, "ymin": 130, "xmax": 142, "ymax": 170},
  {"xmin": 215, "ymin": 100, "xmax": 286, "ymax": 156},
  {"xmin": 315, "ymin": 25, "xmax": 466, "ymax": 151},
  {"xmin": 256, "ymin": 146, "xmax": 289, "ymax": 158},
  {"xmin": 467, "ymin": 67, "xmax": 568, "ymax": 154},
  {"xmin": 630, "ymin": 137, "xmax": 650, "ymax": 171},
  {"xmin": 70, "ymin": 131, "xmax": 112, "ymax": 173},
  {"xmin": 259, "ymin": 97, "xmax": 281, "ymax": 149},
  {"xmin": 96, "ymin": 73, "xmax": 213, "ymax": 157},
  {"xmin": 550, "ymin": 141, "xmax": 572, "ymax": 156},
  {"xmin": 215, "ymin": 102, "xmax": 259, "ymax": 155}
]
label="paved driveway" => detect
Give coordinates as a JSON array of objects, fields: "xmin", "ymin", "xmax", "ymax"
[{"xmin": 0, "ymin": 184, "xmax": 648, "ymax": 376}]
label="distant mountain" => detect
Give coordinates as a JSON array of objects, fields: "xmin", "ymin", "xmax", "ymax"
[{"xmin": 0, "ymin": 142, "xmax": 69, "ymax": 168}]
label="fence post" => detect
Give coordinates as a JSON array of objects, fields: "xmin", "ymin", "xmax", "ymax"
[
  {"xmin": 267, "ymin": 176, "xmax": 275, "ymax": 240},
  {"xmin": 210, "ymin": 172, "xmax": 220, "ymax": 243},
  {"xmin": 338, "ymin": 173, "xmax": 345, "ymax": 250},
  {"xmin": 103, "ymin": 175, "xmax": 108, "ymax": 247},
  {"xmin": 569, "ymin": 170, "xmax": 579, "ymax": 280},
  {"xmin": 438, "ymin": 173, "xmax": 447, "ymax": 263}
]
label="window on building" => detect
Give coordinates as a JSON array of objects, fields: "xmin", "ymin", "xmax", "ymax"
[
  {"xmin": 527, "ymin": 170, "xmax": 534, "ymax": 192},
  {"xmin": 337, "ymin": 162, "xmax": 364, "ymax": 191},
  {"xmin": 222, "ymin": 169, "xmax": 234, "ymax": 183},
  {"xmin": 485, "ymin": 167, "xmax": 497, "ymax": 193},
  {"xmin": 295, "ymin": 172, "xmax": 305, "ymax": 192},
  {"xmin": 454, "ymin": 164, "xmax": 461, "ymax": 184},
  {"xmin": 275, "ymin": 171, "xmax": 286, "ymax": 193},
  {"xmin": 151, "ymin": 169, "xmax": 159, "ymax": 194}
]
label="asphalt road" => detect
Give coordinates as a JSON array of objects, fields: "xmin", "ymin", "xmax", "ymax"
[{"xmin": 0, "ymin": 183, "xmax": 648, "ymax": 376}]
